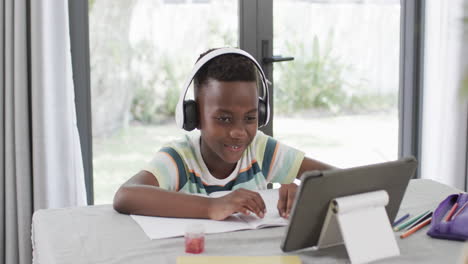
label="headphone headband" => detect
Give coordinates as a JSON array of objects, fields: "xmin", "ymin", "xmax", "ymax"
[{"xmin": 175, "ymin": 47, "xmax": 270, "ymax": 129}]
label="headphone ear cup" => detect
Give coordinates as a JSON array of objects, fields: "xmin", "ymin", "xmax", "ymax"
[
  {"xmin": 258, "ymin": 98, "xmax": 267, "ymax": 127},
  {"xmin": 183, "ymin": 100, "xmax": 198, "ymax": 131}
]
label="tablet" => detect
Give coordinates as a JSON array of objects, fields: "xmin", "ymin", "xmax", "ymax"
[{"xmin": 280, "ymin": 156, "xmax": 417, "ymax": 252}]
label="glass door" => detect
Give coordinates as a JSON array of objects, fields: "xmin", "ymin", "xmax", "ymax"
[
  {"xmin": 88, "ymin": 0, "xmax": 402, "ymax": 204},
  {"xmin": 89, "ymin": 0, "xmax": 239, "ymax": 204},
  {"xmin": 271, "ymin": 0, "xmax": 400, "ymax": 168}
]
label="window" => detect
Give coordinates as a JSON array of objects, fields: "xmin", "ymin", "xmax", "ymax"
[
  {"xmin": 73, "ymin": 0, "xmax": 424, "ymax": 204},
  {"xmin": 272, "ymin": 0, "xmax": 401, "ymax": 168}
]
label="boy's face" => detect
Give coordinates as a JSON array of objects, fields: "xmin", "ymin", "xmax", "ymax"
[{"xmin": 197, "ymin": 80, "xmax": 258, "ymax": 167}]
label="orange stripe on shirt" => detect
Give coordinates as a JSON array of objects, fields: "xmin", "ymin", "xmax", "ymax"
[
  {"xmin": 239, "ymin": 159, "xmax": 257, "ymax": 173},
  {"xmin": 188, "ymin": 170, "xmax": 212, "ymax": 186}
]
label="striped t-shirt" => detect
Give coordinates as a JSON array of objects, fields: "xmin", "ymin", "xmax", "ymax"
[{"xmin": 144, "ymin": 131, "xmax": 305, "ymax": 195}]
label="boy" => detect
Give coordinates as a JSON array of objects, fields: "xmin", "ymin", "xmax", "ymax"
[{"xmin": 113, "ymin": 48, "xmax": 332, "ymax": 221}]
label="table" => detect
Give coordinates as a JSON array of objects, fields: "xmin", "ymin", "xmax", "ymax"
[{"xmin": 32, "ymin": 179, "xmax": 467, "ymax": 264}]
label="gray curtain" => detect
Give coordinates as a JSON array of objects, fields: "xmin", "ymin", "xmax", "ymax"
[
  {"xmin": 1, "ymin": 0, "xmax": 87, "ymax": 263},
  {"xmin": 1, "ymin": 1, "xmax": 34, "ymax": 264}
]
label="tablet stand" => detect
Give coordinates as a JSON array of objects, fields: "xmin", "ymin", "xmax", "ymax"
[{"xmin": 317, "ymin": 190, "xmax": 399, "ymax": 264}]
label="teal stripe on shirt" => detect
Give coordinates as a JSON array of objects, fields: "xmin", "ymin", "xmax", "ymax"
[
  {"xmin": 262, "ymin": 137, "xmax": 277, "ymax": 179},
  {"xmin": 192, "ymin": 162, "xmax": 262, "ymax": 194},
  {"xmin": 160, "ymin": 147, "xmax": 187, "ymax": 190}
]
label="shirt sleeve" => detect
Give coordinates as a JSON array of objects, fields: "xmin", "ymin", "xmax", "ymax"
[
  {"xmin": 143, "ymin": 147, "xmax": 185, "ymax": 191},
  {"xmin": 254, "ymin": 131, "xmax": 305, "ymax": 184}
]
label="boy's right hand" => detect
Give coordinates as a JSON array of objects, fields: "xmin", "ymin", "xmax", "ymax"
[{"xmin": 207, "ymin": 188, "xmax": 266, "ymax": 221}]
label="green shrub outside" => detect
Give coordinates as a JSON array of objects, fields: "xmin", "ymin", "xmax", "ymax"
[
  {"xmin": 275, "ymin": 33, "xmax": 396, "ymax": 114},
  {"xmin": 130, "ymin": 30, "xmax": 396, "ymax": 123}
]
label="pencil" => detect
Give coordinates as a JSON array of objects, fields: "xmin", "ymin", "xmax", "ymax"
[
  {"xmin": 451, "ymin": 201, "xmax": 467, "ymax": 220},
  {"xmin": 444, "ymin": 203, "xmax": 458, "ymax": 221},
  {"xmin": 392, "ymin": 213, "xmax": 410, "ymax": 227},
  {"xmin": 400, "ymin": 217, "xmax": 432, "ymax": 239},
  {"xmin": 403, "ymin": 211, "xmax": 432, "ymax": 231},
  {"xmin": 393, "ymin": 210, "xmax": 429, "ymax": 232}
]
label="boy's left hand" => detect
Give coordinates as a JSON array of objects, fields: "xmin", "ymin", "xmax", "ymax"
[{"xmin": 277, "ymin": 183, "xmax": 298, "ymax": 219}]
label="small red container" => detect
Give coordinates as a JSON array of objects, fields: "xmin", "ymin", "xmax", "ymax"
[
  {"xmin": 185, "ymin": 236, "xmax": 205, "ymax": 254},
  {"xmin": 184, "ymin": 224, "xmax": 205, "ymax": 254}
]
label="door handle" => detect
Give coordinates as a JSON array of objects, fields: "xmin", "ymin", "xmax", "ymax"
[
  {"xmin": 261, "ymin": 40, "xmax": 294, "ymax": 64},
  {"xmin": 263, "ymin": 56, "xmax": 294, "ymax": 64}
]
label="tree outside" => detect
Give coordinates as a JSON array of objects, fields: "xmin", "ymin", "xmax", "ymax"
[{"xmin": 89, "ymin": 0, "xmax": 399, "ymax": 204}]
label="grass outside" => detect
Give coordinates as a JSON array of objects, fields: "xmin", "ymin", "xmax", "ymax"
[{"xmin": 93, "ymin": 112, "xmax": 398, "ymax": 204}]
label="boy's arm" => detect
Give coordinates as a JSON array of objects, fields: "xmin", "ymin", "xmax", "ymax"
[
  {"xmin": 113, "ymin": 170, "xmax": 266, "ymax": 220},
  {"xmin": 113, "ymin": 170, "xmax": 211, "ymax": 218}
]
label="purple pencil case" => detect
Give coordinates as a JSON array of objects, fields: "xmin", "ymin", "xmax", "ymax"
[{"xmin": 427, "ymin": 193, "xmax": 468, "ymax": 241}]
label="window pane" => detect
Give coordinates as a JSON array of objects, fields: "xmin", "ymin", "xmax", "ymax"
[
  {"xmin": 273, "ymin": 0, "xmax": 400, "ymax": 168},
  {"xmin": 89, "ymin": 0, "xmax": 238, "ymax": 204}
]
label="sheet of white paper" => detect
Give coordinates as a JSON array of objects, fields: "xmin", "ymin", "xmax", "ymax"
[
  {"xmin": 130, "ymin": 189, "xmax": 288, "ymax": 240},
  {"xmin": 131, "ymin": 214, "xmax": 248, "ymax": 239}
]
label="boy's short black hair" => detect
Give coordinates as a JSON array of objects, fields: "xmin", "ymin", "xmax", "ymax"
[{"xmin": 193, "ymin": 49, "xmax": 258, "ymax": 90}]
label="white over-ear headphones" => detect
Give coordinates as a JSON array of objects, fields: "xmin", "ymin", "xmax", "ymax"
[{"xmin": 175, "ymin": 47, "xmax": 270, "ymax": 131}]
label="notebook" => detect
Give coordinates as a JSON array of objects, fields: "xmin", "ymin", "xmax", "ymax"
[{"xmin": 131, "ymin": 189, "xmax": 288, "ymax": 239}]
